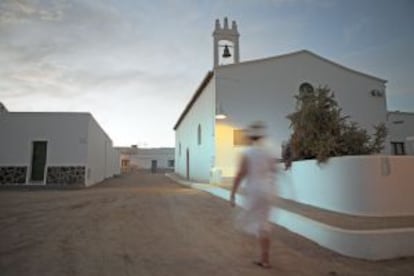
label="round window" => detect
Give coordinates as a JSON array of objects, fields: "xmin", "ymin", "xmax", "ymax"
[{"xmin": 299, "ymin": 82, "xmax": 314, "ymax": 95}]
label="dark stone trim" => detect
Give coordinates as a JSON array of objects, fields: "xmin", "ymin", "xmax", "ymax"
[
  {"xmin": 46, "ymin": 166, "xmax": 85, "ymax": 186},
  {"xmin": 0, "ymin": 167, "xmax": 27, "ymax": 184}
]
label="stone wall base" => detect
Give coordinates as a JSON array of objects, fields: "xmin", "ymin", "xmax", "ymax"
[
  {"xmin": 1, "ymin": 166, "xmax": 86, "ymax": 186},
  {"xmin": 0, "ymin": 167, "xmax": 27, "ymax": 184},
  {"xmin": 46, "ymin": 166, "xmax": 85, "ymax": 186}
]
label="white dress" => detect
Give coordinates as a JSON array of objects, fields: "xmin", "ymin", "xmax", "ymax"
[{"xmin": 237, "ymin": 144, "xmax": 276, "ymax": 237}]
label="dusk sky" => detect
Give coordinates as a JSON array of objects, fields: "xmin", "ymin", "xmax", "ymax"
[{"xmin": 1, "ymin": 0, "xmax": 413, "ymax": 147}]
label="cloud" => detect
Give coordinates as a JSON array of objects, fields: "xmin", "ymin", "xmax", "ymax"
[
  {"xmin": 1, "ymin": 0, "xmax": 412, "ymax": 146},
  {"xmin": 0, "ymin": 0, "xmax": 69, "ymax": 24}
]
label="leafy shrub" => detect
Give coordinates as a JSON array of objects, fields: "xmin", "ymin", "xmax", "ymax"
[{"xmin": 283, "ymin": 86, "xmax": 387, "ymax": 167}]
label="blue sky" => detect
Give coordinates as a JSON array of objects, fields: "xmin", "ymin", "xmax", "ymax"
[{"xmin": 1, "ymin": 0, "xmax": 413, "ymax": 147}]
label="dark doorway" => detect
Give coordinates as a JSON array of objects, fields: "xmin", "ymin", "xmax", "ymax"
[
  {"xmin": 30, "ymin": 141, "xmax": 47, "ymax": 182},
  {"xmin": 151, "ymin": 160, "xmax": 157, "ymax": 173},
  {"xmin": 186, "ymin": 148, "xmax": 190, "ymax": 180}
]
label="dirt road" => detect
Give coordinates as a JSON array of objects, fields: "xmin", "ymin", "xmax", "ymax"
[{"xmin": 1, "ymin": 171, "xmax": 413, "ymax": 276}]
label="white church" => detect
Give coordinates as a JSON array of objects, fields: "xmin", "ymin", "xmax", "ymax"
[{"xmin": 174, "ymin": 17, "xmax": 414, "ymax": 183}]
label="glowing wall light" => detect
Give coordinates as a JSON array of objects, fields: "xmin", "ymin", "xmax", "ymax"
[{"xmin": 215, "ymin": 103, "xmax": 227, "ymax": 120}]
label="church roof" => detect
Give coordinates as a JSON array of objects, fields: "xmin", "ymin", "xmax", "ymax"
[
  {"xmin": 173, "ymin": 50, "xmax": 387, "ymax": 130},
  {"xmin": 220, "ymin": 49, "xmax": 387, "ymax": 83}
]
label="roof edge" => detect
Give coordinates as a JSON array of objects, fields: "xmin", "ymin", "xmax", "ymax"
[
  {"xmin": 388, "ymin": 110, "xmax": 414, "ymax": 115},
  {"xmin": 173, "ymin": 71, "xmax": 214, "ymax": 130},
  {"xmin": 4, "ymin": 111, "xmax": 93, "ymax": 116}
]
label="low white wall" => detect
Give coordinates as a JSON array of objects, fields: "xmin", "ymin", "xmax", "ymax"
[
  {"xmin": 277, "ymin": 155, "xmax": 414, "ymax": 216},
  {"xmin": 271, "ymin": 208, "xmax": 414, "ymax": 260}
]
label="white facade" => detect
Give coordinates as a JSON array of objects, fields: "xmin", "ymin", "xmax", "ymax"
[
  {"xmin": 387, "ymin": 111, "xmax": 414, "ymax": 155},
  {"xmin": 118, "ymin": 147, "xmax": 174, "ymax": 172},
  {"xmin": 0, "ymin": 111, "xmax": 120, "ymax": 187},
  {"xmin": 174, "ymin": 50, "xmax": 389, "ymax": 182},
  {"xmin": 175, "ymin": 73, "xmax": 216, "ymax": 181}
]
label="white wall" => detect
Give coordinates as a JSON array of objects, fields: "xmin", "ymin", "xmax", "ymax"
[
  {"xmin": 0, "ymin": 113, "xmax": 89, "ymax": 166},
  {"xmin": 387, "ymin": 112, "xmax": 414, "ymax": 155},
  {"xmin": 175, "ymin": 77, "xmax": 216, "ymax": 182},
  {"xmin": 277, "ymin": 155, "xmax": 414, "ymax": 216},
  {"xmin": 86, "ymin": 116, "xmax": 118, "ymax": 186},
  {"xmin": 111, "ymin": 148, "xmax": 121, "ymax": 176},
  {"xmin": 0, "ymin": 112, "xmax": 89, "ymax": 184},
  {"xmin": 407, "ymin": 137, "xmax": 414, "ymax": 155},
  {"xmin": 105, "ymin": 143, "xmax": 120, "ymax": 177},
  {"xmin": 214, "ymin": 51, "xmax": 388, "ymax": 177}
]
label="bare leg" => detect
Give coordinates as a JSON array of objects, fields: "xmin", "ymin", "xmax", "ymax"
[
  {"xmin": 254, "ymin": 230, "xmax": 271, "ymax": 268},
  {"xmin": 260, "ymin": 235, "xmax": 270, "ymax": 264}
]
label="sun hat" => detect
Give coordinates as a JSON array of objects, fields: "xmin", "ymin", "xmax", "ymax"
[{"xmin": 246, "ymin": 121, "xmax": 267, "ymax": 138}]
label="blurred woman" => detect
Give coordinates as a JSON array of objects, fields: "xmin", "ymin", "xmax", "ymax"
[{"xmin": 230, "ymin": 121, "xmax": 277, "ymax": 269}]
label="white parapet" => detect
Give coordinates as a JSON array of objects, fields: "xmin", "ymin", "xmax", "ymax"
[
  {"xmin": 277, "ymin": 155, "xmax": 414, "ymax": 216},
  {"xmin": 271, "ymin": 208, "xmax": 414, "ymax": 260}
]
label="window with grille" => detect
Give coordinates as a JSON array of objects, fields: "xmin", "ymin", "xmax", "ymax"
[{"xmin": 391, "ymin": 142, "xmax": 405, "ymax": 155}]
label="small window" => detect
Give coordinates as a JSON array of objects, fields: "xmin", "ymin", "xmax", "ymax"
[
  {"xmin": 233, "ymin": 129, "xmax": 249, "ymax": 146},
  {"xmin": 391, "ymin": 142, "xmax": 405, "ymax": 155},
  {"xmin": 168, "ymin": 160, "xmax": 175, "ymax": 167},
  {"xmin": 197, "ymin": 124, "xmax": 202, "ymax": 145}
]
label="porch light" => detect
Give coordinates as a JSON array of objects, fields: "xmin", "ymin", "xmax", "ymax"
[{"xmin": 215, "ymin": 103, "xmax": 227, "ymax": 119}]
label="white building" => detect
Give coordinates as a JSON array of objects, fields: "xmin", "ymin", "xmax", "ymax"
[
  {"xmin": 117, "ymin": 146, "xmax": 174, "ymax": 172},
  {"xmin": 387, "ymin": 111, "xmax": 414, "ymax": 155},
  {"xmin": 0, "ymin": 107, "xmax": 120, "ymax": 187},
  {"xmin": 174, "ymin": 18, "xmax": 392, "ymax": 183}
]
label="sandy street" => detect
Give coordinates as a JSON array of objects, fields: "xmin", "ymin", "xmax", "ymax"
[{"xmin": 0, "ymin": 171, "xmax": 413, "ymax": 276}]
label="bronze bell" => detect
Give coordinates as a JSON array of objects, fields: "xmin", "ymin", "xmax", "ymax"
[{"xmin": 222, "ymin": 45, "xmax": 231, "ymax": 58}]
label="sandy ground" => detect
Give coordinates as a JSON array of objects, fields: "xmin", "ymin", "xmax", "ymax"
[{"xmin": 0, "ymin": 171, "xmax": 413, "ymax": 276}]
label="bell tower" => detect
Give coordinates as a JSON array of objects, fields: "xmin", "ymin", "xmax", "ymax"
[{"xmin": 213, "ymin": 17, "xmax": 240, "ymax": 67}]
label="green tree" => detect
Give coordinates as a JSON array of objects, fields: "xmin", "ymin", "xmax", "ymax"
[{"xmin": 284, "ymin": 86, "xmax": 387, "ymax": 167}]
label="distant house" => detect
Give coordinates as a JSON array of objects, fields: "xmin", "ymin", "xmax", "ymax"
[
  {"xmin": 117, "ymin": 146, "xmax": 174, "ymax": 173},
  {"xmin": 387, "ymin": 111, "xmax": 414, "ymax": 155},
  {"xmin": 0, "ymin": 106, "xmax": 120, "ymax": 186},
  {"xmin": 174, "ymin": 18, "xmax": 393, "ymax": 183}
]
